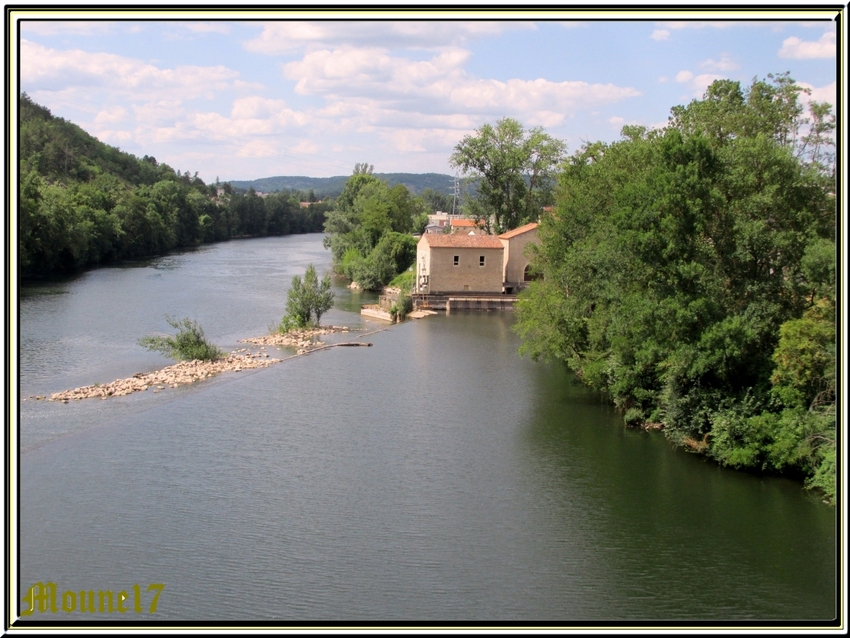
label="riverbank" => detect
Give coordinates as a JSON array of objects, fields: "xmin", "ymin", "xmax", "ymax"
[{"xmin": 28, "ymin": 325, "xmax": 353, "ymax": 402}]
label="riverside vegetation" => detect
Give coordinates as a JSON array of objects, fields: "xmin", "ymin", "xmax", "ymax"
[
  {"xmin": 514, "ymin": 74, "xmax": 836, "ymax": 502},
  {"xmin": 322, "ymin": 163, "xmax": 424, "ymax": 291}
]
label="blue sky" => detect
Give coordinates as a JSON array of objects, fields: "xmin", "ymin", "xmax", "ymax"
[{"xmin": 16, "ymin": 9, "xmax": 839, "ymax": 183}]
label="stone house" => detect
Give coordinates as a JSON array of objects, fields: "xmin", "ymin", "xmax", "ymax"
[
  {"xmin": 498, "ymin": 222, "xmax": 539, "ymax": 293},
  {"xmin": 415, "ymin": 234, "xmax": 504, "ymax": 294}
]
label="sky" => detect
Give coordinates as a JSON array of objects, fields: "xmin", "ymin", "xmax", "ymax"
[{"xmin": 15, "ymin": 8, "xmax": 839, "ymax": 184}]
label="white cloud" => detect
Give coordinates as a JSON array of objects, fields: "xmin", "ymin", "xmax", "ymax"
[
  {"xmin": 386, "ymin": 127, "xmax": 468, "ymax": 154},
  {"xmin": 675, "ymin": 69, "xmax": 723, "ymax": 97},
  {"xmin": 237, "ymin": 140, "xmax": 278, "ymax": 158},
  {"xmin": 94, "ymin": 128, "xmax": 134, "ymax": 144},
  {"xmin": 700, "ymin": 53, "xmax": 738, "ymax": 72},
  {"xmin": 690, "ymin": 73, "xmax": 723, "ymax": 95},
  {"xmin": 650, "ymin": 29, "xmax": 670, "ymax": 41},
  {"xmin": 21, "ymin": 39, "xmax": 241, "ymax": 103},
  {"xmin": 778, "ymin": 31, "xmax": 835, "ymax": 59},
  {"xmin": 244, "ymin": 21, "xmax": 534, "ymax": 55},
  {"xmin": 291, "ymin": 140, "xmax": 320, "ymax": 154},
  {"xmin": 94, "ymin": 105, "xmax": 127, "ymax": 125},
  {"xmin": 284, "ymin": 46, "xmax": 640, "ymax": 126},
  {"xmin": 799, "ymin": 81, "xmax": 836, "ymax": 107},
  {"xmin": 609, "ymin": 116, "xmax": 625, "ymax": 125}
]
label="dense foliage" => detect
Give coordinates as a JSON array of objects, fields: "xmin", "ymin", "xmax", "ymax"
[
  {"xmin": 19, "ymin": 94, "xmax": 327, "ymax": 278},
  {"xmin": 514, "ymin": 74, "xmax": 836, "ymax": 501},
  {"xmin": 139, "ymin": 316, "xmax": 223, "ymax": 361},
  {"xmin": 450, "ymin": 117, "xmax": 566, "ymax": 233},
  {"xmin": 279, "ymin": 264, "xmax": 335, "ymax": 331},
  {"xmin": 322, "ymin": 168, "xmax": 425, "ymax": 290}
]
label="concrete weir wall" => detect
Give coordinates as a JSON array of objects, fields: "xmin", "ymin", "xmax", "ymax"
[
  {"xmin": 412, "ymin": 293, "xmax": 518, "ymax": 312},
  {"xmin": 446, "ymin": 297, "xmax": 517, "ymax": 313}
]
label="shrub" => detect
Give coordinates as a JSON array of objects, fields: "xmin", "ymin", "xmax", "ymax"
[
  {"xmin": 139, "ymin": 316, "xmax": 223, "ymax": 361},
  {"xmin": 390, "ymin": 290, "xmax": 413, "ymax": 321}
]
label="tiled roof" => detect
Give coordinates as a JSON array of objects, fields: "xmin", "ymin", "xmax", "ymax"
[
  {"xmin": 451, "ymin": 218, "xmax": 484, "ymax": 227},
  {"xmin": 498, "ymin": 222, "xmax": 539, "ymax": 239},
  {"xmin": 420, "ymin": 234, "xmax": 504, "ymax": 249}
]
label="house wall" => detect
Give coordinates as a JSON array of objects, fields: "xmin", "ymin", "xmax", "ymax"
[
  {"xmin": 416, "ymin": 238, "xmax": 432, "ymax": 293},
  {"xmin": 417, "ymin": 240, "xmax": 503, "ymax": 294},
  {"xmin": 501, "ymin": 228, "xmax": 539, "ymax": 287}
]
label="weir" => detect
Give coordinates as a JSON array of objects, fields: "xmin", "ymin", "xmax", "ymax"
[{"xmin": 412, "ymin": 293, "xmax": 518, "ymax": 312}]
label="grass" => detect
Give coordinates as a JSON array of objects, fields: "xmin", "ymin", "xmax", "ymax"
[{"xmin": 388, "ymin": 269, "xmax": 414, "ymax": 291}]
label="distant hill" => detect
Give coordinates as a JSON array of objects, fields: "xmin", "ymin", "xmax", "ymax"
[{"xmin": 229, "ymin": 172, "xmax": 455, "ymax": 197}]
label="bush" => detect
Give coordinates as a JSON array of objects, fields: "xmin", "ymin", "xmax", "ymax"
[
  {"xmin": 390, "ymin": 291, "xmax": 413, "ymax": 321},
  {"xmin": 351, "ymin": 248, "xmax": 395, "ymax": 291},
  {"xmin": 139, "ymin": 316, "xmax": 223, "ymax": 361}
]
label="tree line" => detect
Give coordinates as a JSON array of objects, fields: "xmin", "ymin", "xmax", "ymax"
[
  {"xmin": 18, "ymin": 94, "xmax": 329, "ymax": 278},
  {"xmin": 512, "ymin": 73, "xmax": 836, "ymax": 501}
]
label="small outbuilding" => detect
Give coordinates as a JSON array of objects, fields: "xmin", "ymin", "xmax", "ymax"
[{"xmin": 415, "ymin": 234, "xmax": 504, "ymax": 294}]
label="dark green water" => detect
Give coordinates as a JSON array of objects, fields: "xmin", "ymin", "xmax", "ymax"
[{"xmin": 18, "ymin": 234, "xmax": 836, "ymax": 622}]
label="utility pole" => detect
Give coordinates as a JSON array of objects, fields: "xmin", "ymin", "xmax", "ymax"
[{"xmin": 451, "ymin": 174, "xmax": 459, "ymax": 216}]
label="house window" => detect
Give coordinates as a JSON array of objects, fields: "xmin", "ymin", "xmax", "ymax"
[
  {"xmin": 453, "ymin": 255, "xmax": 459, "ymax": 266},
  {"xmin": 479, "ymin": 255, "xmax": 485, "ymax": 267}
]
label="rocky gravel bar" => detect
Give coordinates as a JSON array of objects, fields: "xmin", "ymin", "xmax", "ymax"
[
  {"xmin": 30, "ymin": 325, "xmax": 354, "ymax": 403},
  {"xmin": 240, "ymin": 325, "xmax": 352, "ymax": 353}
]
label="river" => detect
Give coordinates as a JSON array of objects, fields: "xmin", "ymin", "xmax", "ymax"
[{"xmin": 17, "ymin": 234, "xmax": 836, "ymax": 623}]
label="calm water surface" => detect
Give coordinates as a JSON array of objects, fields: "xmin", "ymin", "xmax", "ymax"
[{"xmin": 18, "ymin": 234, "xmax": 836, "ymax": 622}]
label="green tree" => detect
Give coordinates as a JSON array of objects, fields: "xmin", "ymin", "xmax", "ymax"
[
  {"xmin": 323, "ymin": 168, "xmax": 422, "ymax": 289},
  {"xmin": 280, "ymin": 264, "xmax": 335, "ymax": 330},
  {"xmin": 514, "ymin": 75, "xmax": 834, "ymax": 497},
  {"xmin": 450, "ymin": 117, "xmax": 566, "ymax": 232}
]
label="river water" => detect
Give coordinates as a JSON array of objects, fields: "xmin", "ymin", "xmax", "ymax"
[{"xmin": 17, "ymin": 234, "xmax": 836, "ymax": 623}]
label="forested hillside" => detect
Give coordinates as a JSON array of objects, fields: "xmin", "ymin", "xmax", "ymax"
[
  {"xmin": 515, "ymin": 74, "xmax": 837, "ymax": 501},
  {"xmin": 229, "ymin": 172, "xmax": 455, "ymax": 199},
  {"xmin": 18, "ymin": 94, "xmax": 328, "ymax": 278}
]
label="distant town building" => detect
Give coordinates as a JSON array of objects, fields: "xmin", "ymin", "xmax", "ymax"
[{"xmin": 449, "ymin": 218, "xmax": 487, "ymax": 235}]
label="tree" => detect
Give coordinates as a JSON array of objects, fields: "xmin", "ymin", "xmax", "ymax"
[
  {"xmin": 323, "ymin": 171, "xmax": 423, "ymax": 289},
  {"xmin": 281, "ymin": 264, "xmax": 335, "ymax": 330},
  {"xmin": 450, "ymin": 118, "xmax": 566, "ymax": 233},
  {"xmin": 514, "ymin": 75, "xmax": 835, "ymax": 498}
]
